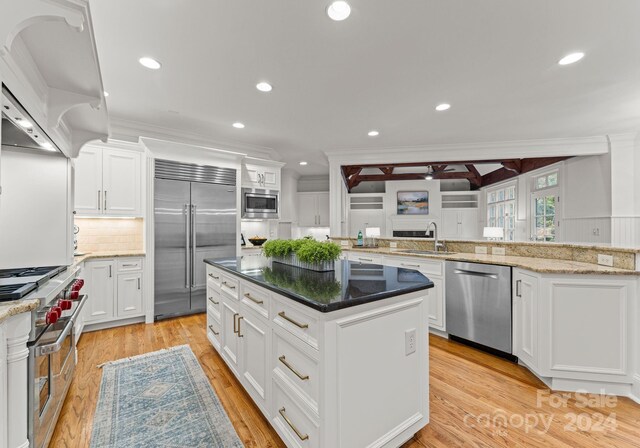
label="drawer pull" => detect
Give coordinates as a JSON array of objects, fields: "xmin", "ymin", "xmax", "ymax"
[
  {"xmin": 208, "ymin": 273, "xmax": 220, "ymax": 280},
  {"xmin": 208, "ymin": 297, "xmax": 219, "ymax": 305},
  {"xmin": 279, "ymin": 355, "xmax": 309, "ymax": 380},
  {"xmin": 208, "ymin": 325, "xmax": 219, "ymax": 335},
  {"xmin": 122, "ymin": 263, "xmax": 137, "ymax": 267},
  {"xmin": 279, "ymin": 407, "xmax": 309, "ymax": 441},
  {"xmin": 244, "ymin": 292, "xmax": 264, "ymax": 304},
  {"xmin": 222, "ymin": 281, "xmax": 236, "ymax": 290},
  {"xmin": 237, "ymin": 316, "xmax": 244, "ymax": 338},
  {"xmin": 278, "ymin": 311, "xmax": 309, "ymax": 329},
  {"xmin": 358, "ymin": 257, "xmax": 373, "ymax": 262},
  {"xmin": 233, "ymin": 313, "xmax": 239, "ymax": 333},
  {"xmin": 401, "ymin": 263, "xmax": 421, "ymax": 268}
]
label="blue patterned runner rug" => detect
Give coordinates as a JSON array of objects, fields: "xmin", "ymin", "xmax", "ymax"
[{"xmin": 90, "ymin": 345, "xmax": 244, "ymax": 448}]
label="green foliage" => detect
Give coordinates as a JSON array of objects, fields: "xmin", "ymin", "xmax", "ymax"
[
  {"xmin": 262, "ymin": 267, "xmax": 342, "ymax": 302},
  {"xmin": 261, "ymin": 238, "xmax": 342, "ymax": 263}
]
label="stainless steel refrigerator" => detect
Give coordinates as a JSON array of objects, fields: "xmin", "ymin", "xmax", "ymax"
[{"xmin": 154, "ymin": 159, "xmax": 237, "ymax": 319}]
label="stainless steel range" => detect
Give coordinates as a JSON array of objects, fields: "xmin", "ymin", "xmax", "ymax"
[{"xmin": 0, "ymin": 265, "xmax": 87, "ymax": 448}]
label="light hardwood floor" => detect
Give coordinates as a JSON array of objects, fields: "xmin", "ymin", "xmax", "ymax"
[{"xmin": 51, "ymin": 314, "xmax": 640, "ymax": 447}]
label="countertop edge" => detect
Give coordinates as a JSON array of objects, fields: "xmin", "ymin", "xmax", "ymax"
[
  {"xmin": 0, "ymin": 299, "xmax": 39, "ymax": 324},
  {"xmin": 205, "ymin": 259, "xmax": 434, "ymax": 313},
  {"xmin": 73, "ymin": 251, "xmax": 146, "ymax": 266}
]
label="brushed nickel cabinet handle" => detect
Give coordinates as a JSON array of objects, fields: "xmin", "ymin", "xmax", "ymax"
[
  {"xmin": 237, "ymin": 316, "xmax": 244, "ymax": 337},
  {"xmin": 516, "ymin": 279, "xmax": 522, "ymax": 297},
  {"xmin": 279, "ymin": 407, "xmax": 309, "ymax": 441},
  {"xmin": 97, "ymin": 190, "xmax": 101, "ymax": 210},
  {"xmin": 123, "ymin": 263, "xmax": 137, "ymax": 267},
  {"xmin": 233, "ymin": 312, "xmax": 239, "ymax": 333},
  {"xmin": 208, "ymin": 273, "xmax": 220, "ymax": 280},
  {"xmin": 208, "ymin": 325, "xmax": 219, "ymax": 335},
  {"xmin": 222, "ymin": 281, "xmax": 236, "ymax": 290},
  {"xmin": 278, "ymin": 311, "xmax": 309, "ymax": 329},
  {"xmin": 279, "ymin": 355, "xmax": 309, "ymax": 380},
  {"xmin": 358, "ymin": 257, "xmax": 373, "ymax": 262},
  {"xmin": 104, "ymin": 190, "xmax": 107, "ymax": 210},
  {"xmin": 401, "ymin": 263, "xmax": 421, "ymax": 268},
  {"xmin": 244, "ymin": 292, "xmax": 264, "ymax": 304},
  {"xmin": 208, "ymin": 296, "xmax": 219, "ymax": 305},
  {"xmin": 137, "ymin": 277, "xmax": 140, "ymax": 290}
]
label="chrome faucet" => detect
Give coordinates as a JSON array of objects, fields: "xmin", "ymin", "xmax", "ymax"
[{"xmin": 426, "ymin": 221, "xmax": 445, "ymax": 252}]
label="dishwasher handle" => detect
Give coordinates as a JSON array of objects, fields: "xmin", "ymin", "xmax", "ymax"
[{"xmin": 453, "ymin": 269, "xmax": 498, "ymax": 279}]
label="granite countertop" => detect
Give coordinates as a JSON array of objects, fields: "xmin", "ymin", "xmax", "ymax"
[
  {"xmin": 0, "ymin": 299, "xmax": 39, "ymax": 324},
  {"xmin": 73, "ymin": 250, "xmax": 146, "ymax": 266},
  {"xmin": 205, "ymin": 256, "xmax": 434, "ymax": 312},
  {"xmin": 345, "ymin": 247, "xmax": 640, "ymax": 276}
]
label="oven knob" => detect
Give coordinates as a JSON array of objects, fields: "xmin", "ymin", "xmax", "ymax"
[
  {"xmin": 62, "ymin": 289, "xmax": 79, "ymax": 301},
  {"xmin": 58, "ymin": 299, "xmax": 72, "ymax": 311},
  {"xmin": 51, "ymin": 305, "xmax": 62, "ymax": 318},
  {"xmin": 72, "ymin": 279, "xmax": 84, "ymax": 291},
  {"xmin": 46, "ymin": 309, "xmax": 59, "ymax": 324}
]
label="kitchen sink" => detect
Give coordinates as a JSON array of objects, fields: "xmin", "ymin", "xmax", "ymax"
[{"xmin": 398, "ymin": 249, "xmax": 457, "ymax": 255}]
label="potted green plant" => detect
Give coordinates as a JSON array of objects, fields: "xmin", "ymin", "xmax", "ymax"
[{"xmin": 262, "ymin": 238, "xmax": 342, "ymax": 272}]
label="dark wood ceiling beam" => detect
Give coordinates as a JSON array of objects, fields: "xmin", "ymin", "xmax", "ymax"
[
  {"xmin": 502, "ymin": 160, "xmax": 522, "ymax": 173},
  {"xmin": 380, "ymin": 166, "xmax": 394, "ymax": 175},
  {"xmin": 465, "ymin": 164, "xmax": 482, "ymax": 189},
  {"xmin": 355, "ymin": 172, "xmax": 477, "ymax": 183},
  {"xmin": 482, "ymin": 157, "xmax": 570, "ymax": 187}
]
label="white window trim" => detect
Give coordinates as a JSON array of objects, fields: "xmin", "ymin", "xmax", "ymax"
[{"xmin": 484, "ymin": 180, "xmax": 518, "ymax": 241}]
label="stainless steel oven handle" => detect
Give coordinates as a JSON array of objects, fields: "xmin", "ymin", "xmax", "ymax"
[
  {"xmin": 35, "ymin": 294, "xmax": 89, "ymax": 357},
  {"xmin": 453, "ymin": 269, "xmax": 498, "ymax": 279}
]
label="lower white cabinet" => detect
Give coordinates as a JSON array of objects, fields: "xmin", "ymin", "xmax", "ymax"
[
  {"xmin": 220, "ymin": 295, "xmax": 241, "ymax": 376},
  {"xmin": 82, "ymin": 257, "xmax": 145, "ymax": 328},
  {"xmin": 512, "ymin": 269, "xmax": 540, "ymax": 370}
]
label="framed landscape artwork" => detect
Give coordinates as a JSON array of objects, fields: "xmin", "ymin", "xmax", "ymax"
[{"xmin": 397, "ymin": 191, "xmax": 429, "ymax": 215}]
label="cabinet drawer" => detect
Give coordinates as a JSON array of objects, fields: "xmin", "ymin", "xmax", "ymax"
[
  {"xmin": 383, "ymin": 255, "xmax": 443, "ymax": 276},
  {"xmin": 117, "ymin": 257, "xmax": 143, "ymax": 272},
  {"xmin": 241, "ymin": 282, "xmax": 270, "ymax": 319},
  {"xmin": 220, "ymin": 274, "xmax": 239, "ymax": 299},
  {"xmin": 207, "ymin": 288, "xmax": 221, "ymax": 323},
  {"xmin": 273, "ymin": 330, "xmax": 319, "ymax": 415},
  {"xmin": 347, "ymin": 252, "xmax": 383, "ymax": 264},
  {"xmin": 272, "ymin": 380, "xmax": 319, "ymax": 448},
  {"xmin": 206, "ymin": 314, "xmax": 222, "ymax": 349},
  {"xmin": 206, "ymin": 266, "xmax": 223, "ymax": 287},
  {"xmin": 273, "ymin": 299, "xmax": 319, "ymax": 350}
]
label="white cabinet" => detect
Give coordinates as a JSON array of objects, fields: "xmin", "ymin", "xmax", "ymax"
[
  {"xmin": 348, "ymin": 194, "xmax": 385, "ymax": 237},
  {"xmin": 83, "ymin": 257, "xmax": 145, "ymax": 327},
  {"xmin": 440, "ymin": 209, "xmax": 479, "ymax": 239},
  {"xmin": 83, "ymin": 260, "xmax": 115, "ymax": 323},
  {"xmin": 242, "ymin": 159, "xmax": 284, "ymax": 190},
  {"xmin": 220, "ymin": 295, "xmax": 241, "ymax": 375},
  {"xmin": 297, "ymin": 192, "xmax": 330, "ymax": 227},
  {"xmin": 512, "ymin": 269, "xmax": 540, "ymax": 371},
  {"xmin": 239, "ymin": 308, "xmax": 269, "ymax": 412},
  {"xmin": 74, "ymin": 145, "xmax": 142, "ymax": 217}
]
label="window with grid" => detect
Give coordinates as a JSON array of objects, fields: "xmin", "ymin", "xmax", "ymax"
[
  {"xmin": 531, "ymin": 171, "xmax": 559, "ymax": 242},
  {"xmin": 486, "ymin": 183, "xmax": 516, "ymax": 241}
]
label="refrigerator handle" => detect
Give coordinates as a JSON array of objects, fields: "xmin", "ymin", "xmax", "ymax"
[
  {"xmin": 191, "ymin": 204, "xmax": 197, "ymax": 287},
  {"xmin": 185, "ymin": 203, "xmax": 190, "ymax": 289}
]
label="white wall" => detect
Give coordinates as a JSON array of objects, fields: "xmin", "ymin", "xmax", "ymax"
[
  {"xmin": 298, "ymin": 175, "xmax": 330, "ymax": 192},
  {"xmin": 280, "ymin": 169, "xmax": 299, "ymax": 223},
  {"xmin": 384, "ymin": 180, "xmax": 442, "ymax": 236}
]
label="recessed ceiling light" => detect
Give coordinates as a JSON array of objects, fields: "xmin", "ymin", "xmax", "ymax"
[
  {"xmin": 327, "ymin": 1, "xmax": 351, "ymax": 21},
  {"xmin": 18, "ymin": 119, "xmax": 32, "ymax": 128},
  {"xmin": 558, "ymin": 52, "xmax": 585, "ymax": 66},
  {"xmin": 368, "ymin": 130, "xmax": 380, "ymax": 137},
  {"xmin": 435, "ymin": 103, "xmax": 451, "ymax": 111},
  {"xmin": 232, "ymin": 122, "xmax": 245, "ymax": 129},
  {"xmin": 256, "ymin": 82, "xmax": 272, "ymax": 92},
  {"xmin": 139, "ymin": 57, "xmax": 162, "ymax": 70},
  {"xmin": 103, "ymin": 91, "xmax": 109, "ymax": 97},
  {"xmin": 299, "ymin": 161, "xmax": 308, "ymax": 166}
]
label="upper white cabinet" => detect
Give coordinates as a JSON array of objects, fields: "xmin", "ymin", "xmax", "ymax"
[
  {"xmin": 348, "ymin": 194, "xmax": 386, "ymax": 237},
  {"xmin": 297, "ymin": 192, "xmax": 330, "ymax": 227},
  {"xmin": 242, "ymin": 158, "xmax": 285, "ymax": 190},
  {"xmin": 440, "ymin": 192, "xmax": 480, "ymax": 239},
  {"xmin": 74, "ymin": 145, "xmax": 142, "ymax": 217}
]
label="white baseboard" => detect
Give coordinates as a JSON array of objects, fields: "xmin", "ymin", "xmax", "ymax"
[
  {"xmin": 631, "ymin": 374, "xmax": 640, "ymax": 404},
  {"xmin": 83, "ymin": 316, "xmax": 145, "ymax": 333},
  {"xmin": 428, "ymin": 327, "xmax": 448, "ymax": 339}
]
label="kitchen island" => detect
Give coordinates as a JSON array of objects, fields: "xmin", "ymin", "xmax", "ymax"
[{"xmin": 204, "ymin": 256, "xmax": 434, "ymax": 448}]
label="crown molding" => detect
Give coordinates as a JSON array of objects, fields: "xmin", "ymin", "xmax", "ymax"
[
  {"xmin": 324, "ymin": 135, "xmax": 610, "ymax": 165},
  {"xmin": 109, "ymin": 115, "xmax": 280, "ymax": 161}
]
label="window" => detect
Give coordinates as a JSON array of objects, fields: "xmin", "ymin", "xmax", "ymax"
[
  {"xmin": 486, "ymin": 183, "xmax": 516, "ymax": 241},
  {"xmin": 531, "ymin": 171, "xmax": 560, "ymax": 242}
]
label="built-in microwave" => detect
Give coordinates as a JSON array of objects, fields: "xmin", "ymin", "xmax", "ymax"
[{"xmin": 242, "ymin": 188, "xmax": 279, "ymax": 219}]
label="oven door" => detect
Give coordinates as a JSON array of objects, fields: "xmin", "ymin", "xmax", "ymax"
[
  {"xmin": 28, "ymin": 294, "xmax": 87, "ymax": 448},
  {"xmin": 242, "ymin": 188, "xmax": 279, "ymax": 219}
]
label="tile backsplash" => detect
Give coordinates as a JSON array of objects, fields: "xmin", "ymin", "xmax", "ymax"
[{"xmin": 75, "ymin": 218, "xmax": 144, "ymax": 253}]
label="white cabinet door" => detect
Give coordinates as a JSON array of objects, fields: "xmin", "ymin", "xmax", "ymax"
[
  {"xmin": 242, "ymin": 164, "xmax": 262, "ymax": 188},
  {"xmin": 117, "ymin": 272, "xmax": 143, "ymax": 317},
  {"xmin": 74, "ymin": 146, "xmax": 103, "ymax": 216},
  {"xmin": 83, "ymin": 260, "xmax": 115, "ymax": 323},
  {"xmin": 513, "ymin": 270, "xmax": 539, "ymax": 369},
  {"xmin": 239, "ymin": 309, "xmax": 269, "ymax": 413},
  {"xmin": 102, "ymin": 149, "xmax": 141, "ymax": 216},
  {"xmin": 316, "ymin": 192, "xmax": 330, "ymax": 227},
  {"xmin": 440, "ymin": 210, "xmax": 459, "ymax": 238},
  {"xmin": 427, "ymin": 277, "xmax": 445, "ymax": 331},
  {"xmin": 261, "ymin": 167, "xmax": 279, "ymax": 190},
  {"xmin": 458, "ymin": 209, "xmax": 479, "ymax": 239},
  {"xmin": 297, "ymin": 193, "xmax": 318, "ymax": 227},
  {"xmin": 221, "ymin": 297, "xmax": 241, "ymax": 375}
]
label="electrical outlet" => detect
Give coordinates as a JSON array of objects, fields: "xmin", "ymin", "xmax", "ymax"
[
  {"xmin": 390, "ymin": 242, "xmax": 398, "ymax": 248},
  {"xmin": 405, "ymin": 328, "xmax": 416, "ymax": 355},
  {"xmin": 492, "ymin": 247, "xmax": 506, "ymax": 256},
  {"xmin": 475, "ymin": 246, "xmax": 488, "ymax": 254},
  {"xmin": 597, "ymin": 254, "xmax": 614, "ymax": 267}
]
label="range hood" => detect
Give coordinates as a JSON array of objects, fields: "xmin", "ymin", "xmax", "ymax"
[{"xmin": 1, "ymin": 85, "xmax": 61, "ymax": 154}]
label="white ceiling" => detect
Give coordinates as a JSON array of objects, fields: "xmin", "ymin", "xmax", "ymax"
[{"xmin": 90, "ymin": 0, "xmax": 640, "ymax": 175}]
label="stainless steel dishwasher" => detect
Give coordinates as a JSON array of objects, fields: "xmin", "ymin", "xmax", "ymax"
[{"xmin": 445, "ymin": 261, "xmax": 512, "ymax": 355}]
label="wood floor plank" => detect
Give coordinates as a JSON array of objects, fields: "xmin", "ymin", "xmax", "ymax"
[{"xmin": 50, "ymin": 316, "xmax": 640, "ymax": 448}]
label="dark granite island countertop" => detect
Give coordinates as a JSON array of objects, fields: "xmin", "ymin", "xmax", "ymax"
[{"xmin": 204, "ymin": 256, "xmax": 434, "ymax": 312}]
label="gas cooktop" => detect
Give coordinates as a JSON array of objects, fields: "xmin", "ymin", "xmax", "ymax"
[{"xmin": 0, "ymin": 266, "xmax": 66, "ymax": 302}]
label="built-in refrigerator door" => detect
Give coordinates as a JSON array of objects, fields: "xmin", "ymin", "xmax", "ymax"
[
  {"xmin": 154, "ymin": 178, "xmax": 191, "ymax": 318},
  {"xmin": 190, "ymin": 182, "xmax": 237, "ymax": 311}
]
